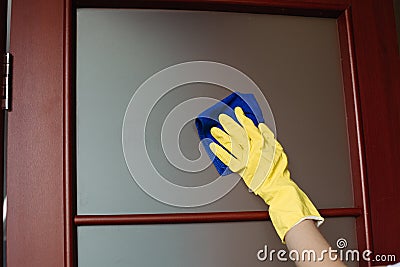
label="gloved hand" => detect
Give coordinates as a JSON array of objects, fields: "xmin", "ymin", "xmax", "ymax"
[{"xmin": 209, "ymin": 107, "xmax": 324, "ymax": 242}]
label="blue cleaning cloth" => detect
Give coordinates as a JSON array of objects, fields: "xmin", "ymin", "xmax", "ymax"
[{"xmin": 195, "ymin": 92, "xmax": 264, "ymax": 175}]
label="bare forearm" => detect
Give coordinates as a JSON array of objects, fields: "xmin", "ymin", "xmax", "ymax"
[{"xmin": 285, "ymin": 220, "xmax": 346, "ymax": 267}]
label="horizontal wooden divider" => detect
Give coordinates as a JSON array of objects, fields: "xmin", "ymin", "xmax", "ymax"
[{"xmin": 74, "ymin": 207, "xmax": 362, "ymax": 226}]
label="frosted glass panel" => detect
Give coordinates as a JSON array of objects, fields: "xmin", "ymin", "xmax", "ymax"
[
  {"xmin": 77, "ymin": 9, "xmax": 353, "ymax": 214},
  {"xmin": 78, "ymin": 218, "xmax": 358, "ymax": 267}
]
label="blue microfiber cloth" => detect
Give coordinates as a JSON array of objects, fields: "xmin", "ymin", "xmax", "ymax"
[{"xmin": 195, "ymin": 92, "xmax": 264, "ymax": 175}]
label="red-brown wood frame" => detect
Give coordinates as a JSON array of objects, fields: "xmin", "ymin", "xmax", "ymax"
[
  {"xmin": 0, "ymin": 0, "xmax": 7, "ymax": 266},
  {"xmin": 6, "ymin": 0, "xmax": 400, "ymax": 266},
  {"xmin": 338, "ymin": 8, "xmax": 372, "ymax": 263},
  {"xmin": 66, "ymin": 1, "xmax": 379, "ymax": 266}
]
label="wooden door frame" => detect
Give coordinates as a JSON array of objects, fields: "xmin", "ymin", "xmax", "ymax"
[
  {"xmin": 6, "ymin": 0, "xmax": 400, "ymax": 266},
  {"xmin": 0, "ymin": 0, "xmax": 8, "ymax": 266}
]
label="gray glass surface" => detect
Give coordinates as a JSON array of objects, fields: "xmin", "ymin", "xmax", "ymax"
[
  {"xmin": 77, "ymin": 9, "xmax": 353, "ymax": 214},
  {"xmin": 78, "ymin": 218, "xmax": 358, "ymax": 267}
]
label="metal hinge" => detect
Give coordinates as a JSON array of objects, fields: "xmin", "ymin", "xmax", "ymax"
[{"xmin": 2, "ymin": 52, "xmax": 12, "ymax": 110}]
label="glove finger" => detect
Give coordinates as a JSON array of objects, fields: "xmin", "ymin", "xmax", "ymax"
[
  {"xmin": 218, "ymin": 113, "xmax": 245, "ymax": 137},
  {"xmin": 210, "ymin": 127, "xmax": 232, "ymax": 153},
  {"xmin": 234, "ymin": 107, "xmax": 260, "ymax": 141},
  {"xmin": 209, "ymin": 142, "xmax": 244, "ymax": 172},
  {"xmin": 218, "ymin": 112, "xmax": 248, "ymax": 164}
]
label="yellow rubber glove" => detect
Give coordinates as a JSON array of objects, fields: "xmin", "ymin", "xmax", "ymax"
[{"xmin": 209, "ymin": 107, "xmax": 324, "ymax": 242}]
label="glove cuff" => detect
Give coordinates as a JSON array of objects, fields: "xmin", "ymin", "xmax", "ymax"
[
  {"xmin": 260, "ymin": 183, "xmax": 324, "ymax": 243},
  {"xmin": 270, "ymin": 207, "xmax": 324, "ymax": 243}
]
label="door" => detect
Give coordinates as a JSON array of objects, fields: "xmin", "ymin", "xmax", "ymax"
[
  {"xmin": 6, "ymin": 0, "xmax": 400, "ymax": 266},
  {"xmin": 76, "ymin": 8, "xmax": 357, "ymax": 266}
]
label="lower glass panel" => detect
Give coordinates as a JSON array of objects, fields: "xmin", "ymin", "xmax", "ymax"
[{"xmin": 77, "ymin": 218, "xmax": 358, "ymax": 267}]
